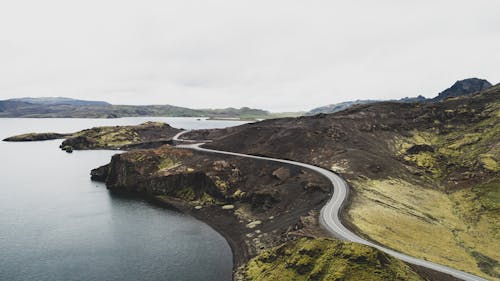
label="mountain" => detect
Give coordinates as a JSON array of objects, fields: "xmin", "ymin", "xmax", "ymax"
[
  {"xmin": 430, "ymin": 78, "xmax": 492, "ymax": 102},
  {"xmin": 7, "ymin": 97, "xmax": 111, "ymax": 106},
  {"xmin": 307, "ymin": 100, "xmax": 379, "ymax": 115},
  {"xmin": 307, "ymin": 78, "xmax": 491, "ymax": 115},
  {"xmin": 0, "ymin": 97, "xmax": 282, "ymax": 119}
]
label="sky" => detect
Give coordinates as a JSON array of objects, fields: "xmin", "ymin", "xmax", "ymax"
[{"xmin": 1, "ymin": 0, "xmax": 499, "ymax": 112}]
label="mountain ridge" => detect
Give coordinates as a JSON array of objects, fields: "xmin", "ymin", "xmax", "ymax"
[
  {"xmin": 0, "ymin": 98, "xmax": 279, "ymax": 119},
  {"xmin": 307, "ymin": 78, "xmax": 492, "ymax": 115}
]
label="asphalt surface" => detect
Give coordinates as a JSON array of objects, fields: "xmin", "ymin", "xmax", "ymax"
[{"xmin": 173, "ymin": 131, "xmax": 488, "ymax": 281}]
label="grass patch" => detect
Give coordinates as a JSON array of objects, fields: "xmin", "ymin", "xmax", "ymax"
[
  {"xmin": 348, "ymin": 179, "xmax": 499, "ymax": 280},
  {"xmin": 245, "ymin": 237, "xmax": 423, "ymax": 281}
]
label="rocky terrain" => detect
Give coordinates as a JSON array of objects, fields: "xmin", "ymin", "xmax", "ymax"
[
  {"xmin": 429, "ymin": 78, "xmax": 492, "ymax": 102},
  {"xmin": 89, "ymin": 143, "xmax": 460, "ymax": 281},
  {"xmin": 4, "ymin": 129, "xmax": 446, "ymax": 280},
  {"xmin": 4, "ymin": 121, "xmax": 182, "ymax": 151},
  {"xmin": 184, "ymin": 83, "xmax": 500, "ymax": 280},
  {"xmin": 5, "ymin": 80, "xmax": 497, "ymax": 280},
  {"xmin": 90, "ymin": 145, "xmax": 334, "ymax": 277},
  {"xmin": 3, "ymin": 132, "xmax": 70, "ymax": 142},
  {"xmin": 60, "ymin": 122, "xmax": 182, "ymax": 151}
]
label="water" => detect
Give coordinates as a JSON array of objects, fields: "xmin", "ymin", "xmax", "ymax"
[{"xmin": 0, "ymin": 117, "xmax": 248, "ymax": 281}]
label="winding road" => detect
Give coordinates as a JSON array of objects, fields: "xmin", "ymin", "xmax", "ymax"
[{"xmin": 173, "ymin": 131, "xmax": 488, "ymax": 281}]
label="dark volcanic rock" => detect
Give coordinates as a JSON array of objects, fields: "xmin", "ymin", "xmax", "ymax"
[
  {"xmin": 91, "ymin": 164, "xmax": 109, "ymax": 181},
  {"xmin": 406, "ymin": 144, "xmax": 434, "ymax": 154},
  {"xmin": 90, "ymin": 145, "xmax": 332, "ymax": 272},
  {"xmin": 3, "ymin": 132, "xmax": 69, "ymax": 142},
  {"xmin": 194, "ymin": 83, "xmax": 500, "ymax": 189},
  {"xmin": 60, "ymin": 122, "xmax": 182, "ymax": 150},
  {"xmin": 431, "ymin": 78, "xmax": 492, "ymax": 102}
]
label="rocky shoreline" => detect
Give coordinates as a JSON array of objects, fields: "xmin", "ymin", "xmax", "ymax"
[
  {"xmin": 89, "ymin": 144, "xmax": 464, "ymax": 281},
  {"xmin": 4, "ymin": 84, "xmax": 497, "ymax": 280},
  {"xmin": 89, "ymin": 145, "xmax": 333, "ymax": 278}
]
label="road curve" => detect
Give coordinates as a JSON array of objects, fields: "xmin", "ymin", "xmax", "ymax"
[{"xmin": 173, "ymin": 131, "xmax": 488, "ymax": 281}]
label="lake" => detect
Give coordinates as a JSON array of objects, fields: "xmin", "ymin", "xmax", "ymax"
[{"xmin": 0, "ymin": 117, "xmax": 249, "ymax": 281}]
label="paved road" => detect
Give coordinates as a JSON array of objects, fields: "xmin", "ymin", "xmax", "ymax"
[{"xmin": 173, "ymin": 131, "xmax": 488, "ymax": 281}]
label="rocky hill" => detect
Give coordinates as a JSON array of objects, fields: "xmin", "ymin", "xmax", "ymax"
[
  {"xmin": 4, "ymin": 121, "xmax": 182, "ymax": 151},
  {"xmin": 307, "ymin": 78, "xmax": 491, "ymax": 115},
  {"xmin": 307, "ymin": 100, "xmax": 379, "ymax": 115},
  {"xmin": 430, "ymin": 78, "xmax": 492, "ymax": 102},
  {"xmin": 186, "ymin": 84, "xmax": 500, "ymax": 280}
]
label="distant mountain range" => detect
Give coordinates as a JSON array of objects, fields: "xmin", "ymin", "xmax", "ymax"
[
  {"xmin": 307, "ymin": 78, "xmax": 492, "ymax": 115},
  {"xmin": 6, "ymin": 97, "xmax": 111, "ymax": 106},
  {"xmin": 0, "ymin": 97, "xmax": 293, "ymax": 119},
  {"xmin": 0, "ymin": 78, "xmax": 492, "ymax": 119}
]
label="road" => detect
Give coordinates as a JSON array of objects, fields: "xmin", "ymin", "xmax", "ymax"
[{"xmin": 172, "ymin": 131, "xmax": 488, "ymax": 281}]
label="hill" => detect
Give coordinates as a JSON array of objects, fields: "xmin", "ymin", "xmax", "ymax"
[
  {"xmin": 0, "ymin": 97, "xmax": 282, "ymax": 119},
  {"xmin": 430, "ymin": 78, "xmax": 492, "ymax": 102},
  {"xmin": 307, "ymin": 78, "xmax": 491, "ymax": 115},
  {"xmin": 7, "ymin": 97, "xmax": 111, "ymax": 106},
  {"xmin": 186, "ymin": 84, "xmax": 500, "ymax": 280}
]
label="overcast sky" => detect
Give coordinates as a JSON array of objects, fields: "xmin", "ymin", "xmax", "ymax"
[{"xmin": 1, "ymin": 1, "xmax": 499, "ymax": 111}]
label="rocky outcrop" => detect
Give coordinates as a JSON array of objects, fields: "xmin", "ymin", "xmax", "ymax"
[
  {"xmin": 3, "ymin": 132, "xmax": 69, "ymax": 142},
  {"xmin": 90, "ymin": 145, "xmax": 332, "ymax": 272},
  {"xmin": 97, "ymin": 151, "xmax": 223, "ymax": 200},
  {"xmin": 60, "ymin": 122, "xmax": 182, "ymax": 150},
  {"xmin": 431, "ymin": 78, "xmax": 492, "ymax": 102},
  {"xmin": 2, "ymin": 122, "xmax": 181, "ymax": 151}
]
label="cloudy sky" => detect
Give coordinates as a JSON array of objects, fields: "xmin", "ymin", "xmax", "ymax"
[{"xmin": 1, "ymin": 0, "xmax": 499, "ymax": 111}]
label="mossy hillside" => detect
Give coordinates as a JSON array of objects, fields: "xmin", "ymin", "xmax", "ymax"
[
  {"xmin": 449, "ymin": 179, "xmax": 500, "ymax": 278},
  {"xmin": 245, "ymin": 237, "xmax": 423, "ymax": 281},
  {"xmin": 61, "ymin": 122, "xmax": 181, "ymax": 150},
  {"xmin": 347, "ymin": 178, "xmax": 499, "ymax": 280},
  {"xmin": 69, "ymin": 126, "xmax": 140, "ymax": 149},
  {"xmin": 394, "ymin": 101, "xmax": 500, "ymax": 182},
  {"xmin": 348, "ymin": 93, "xmax": 500, "ymax": 279}
]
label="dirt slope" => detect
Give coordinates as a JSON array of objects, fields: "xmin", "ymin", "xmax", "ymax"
[{"xmin": 186, "ymin": 85, "xmax": 500, "ymax": 279}]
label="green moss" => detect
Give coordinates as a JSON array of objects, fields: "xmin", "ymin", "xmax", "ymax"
[
  {"xmin": 62, "ymin": 145, "xmax": 73, "ymax": 153},
  {"xmin": 174, "ymin": 188, "xmax": 216, "ymax": 204},
  {"xmin": 158, "ymin": 158, "xmax": 179, "ymax": 171},
  {"xmin": 197, "ymin": 192, "xmax": 216, "ymax": 205},
  {"xmin": 212, "ymin": 176, "xmax": 231, "ymax": 195},
  {"xmin": 232, "ymin": 189, "xmax": 246, "ymax": 200},
  {"xmin": 245, "ymin": 238, "xmax": 424, "ymax": 281},
  {"xmin": 403, "ymin": 152, "xmax": 439, "ymax": 175},
  {"xmin": 68, "ymin": 122, "xmax": 170, "ymax": 149},
  {"xmin": 451, "ymin": 179, "xmax": 500, "ymax": 222},
  {"xmin": 471, "ymin": 251, "xmax": 500, "ymax": 278},
  {"xmin": 394, "ymin": 106, "xmax": 500, "ymax": 180},
  {"xmin": 175, "ymin": 187, "xmax": 196, "ymax": 201},
  {"xmin": 480, "ymin": 154, "xmax": 499, "ymax": 172}
]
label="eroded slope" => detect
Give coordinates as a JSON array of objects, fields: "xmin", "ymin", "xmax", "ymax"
[{"xmin": 187, "ymin": 85, "xmax": 500, "ymax": 279}]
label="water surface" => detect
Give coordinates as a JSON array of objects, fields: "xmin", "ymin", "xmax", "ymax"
[{"xmin": 0, "ymin": 117, "xmax": 247, "ymax": 281}]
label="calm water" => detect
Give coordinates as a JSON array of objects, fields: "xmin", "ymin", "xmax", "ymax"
[{"xmin": 0, "ymin": 117, "xmax": 248, "ymax": 281}]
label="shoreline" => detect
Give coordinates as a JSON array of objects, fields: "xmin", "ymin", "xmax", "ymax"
[{"xmin": 104, "ymin": 185, "xmax": 330, "ymax": 278}]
